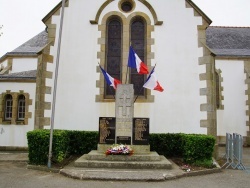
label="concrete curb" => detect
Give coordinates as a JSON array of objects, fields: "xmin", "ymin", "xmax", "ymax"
[
  {"xmin": 59, "ymin": 169, "xmax": 167, "ymax": 181},
  {"xmin": 58, "ymin": 167, "xmax": 222, "ymax": 182},
  {"xmin": 24, "ymin": 160, "xmax": 222, "ymax": 182}
]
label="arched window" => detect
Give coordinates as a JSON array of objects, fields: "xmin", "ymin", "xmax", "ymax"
[
  {"xmin": 130, "ymin": 17, "xmax": 146, "ymax": 96},
  {"xmin": 17, "ymin": 95, "xmax": 25, "ymax": 120},
  {"xmin": 5, "ymin": 94, "xmax": 13, "ymax": 120},
  {"xmin": 105, "ymin": 17, "xmax": 122, "ymax": 97}
]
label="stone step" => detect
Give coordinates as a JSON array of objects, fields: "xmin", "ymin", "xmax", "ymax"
[
  {"xmin": 84, "ymin": 150, "xmax": 161, "ymax": 161},
  {"xmin": 74, "ymin": 155, "xmax": 172, "ymax": 169}
]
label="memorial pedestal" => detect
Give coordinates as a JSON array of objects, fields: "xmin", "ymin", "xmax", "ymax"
[{"xmin": 74, "ymin": 150, "xmax": 172, "ymax": 169}]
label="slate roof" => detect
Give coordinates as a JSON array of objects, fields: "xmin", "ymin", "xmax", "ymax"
[
  {"xmin": 0, "ymin": 70, "xmax": 36, "ymax": 80},
  {"xmin": 0, "ymin": 30, "xmax": 48, "ymax": 61},
  {"xmin": 11, "ymin": 30, "xmax": 48, "ymax": 55},
  {"xmin": 206, "ymin": 26, "xmax": 250, "ymax": 57}
]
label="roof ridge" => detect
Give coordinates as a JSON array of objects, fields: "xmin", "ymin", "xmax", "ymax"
[{"xmin": 209, "ymin": 26, "xmax": 250, "ymax": 29}]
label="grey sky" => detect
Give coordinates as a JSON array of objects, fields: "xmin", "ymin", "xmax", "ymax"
[{"xmin": 0, "ymin": 0, "xmax": 249, "ymax": 57}]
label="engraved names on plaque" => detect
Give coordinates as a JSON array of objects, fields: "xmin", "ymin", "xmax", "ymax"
[
  {"xmin": 115, "ymin": 84, "xmax": 134, "ymax": 145},
  {"xmin": 99, "ymin": 117, "xmax": 115, "ymax": 144},
  {"xmin": 133, "ymin": 118, "xmax": 149, "ymax": 145}
]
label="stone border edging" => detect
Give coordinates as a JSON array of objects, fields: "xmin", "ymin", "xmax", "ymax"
[{"xmin": 26, "ymin": 158, "xmax": 222, "ymax": 182}]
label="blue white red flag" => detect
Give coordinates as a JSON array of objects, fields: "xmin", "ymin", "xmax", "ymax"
[
  {"xmin": 128, "ymin": 46, "xmax": 149, "ymax": 74},
  {"xmin": 143, "ymin": 67, "xmax": 164, "ymax": 92},
  {"xmin": 100, "ymin": 66, "xmax": 121, "ymax": 89}
]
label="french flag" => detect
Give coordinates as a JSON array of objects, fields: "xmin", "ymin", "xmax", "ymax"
[
  {"xmin": 100, "ymin": 66, "xmax": 121, "ymax": 89},
  {"xmin": 143, "ymin": 67, "xmax": 164, "ymax": 92},
  {"xmin": 128, "ymin": 46, "xmax": 149, "ymax": 74}
]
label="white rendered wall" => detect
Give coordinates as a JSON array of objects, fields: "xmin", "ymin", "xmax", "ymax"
[
  {"xmin": 10, "ymin": 58, "xmax": 37, "ymax": 73},
  {"xmin": 216, "ymin": 59, "xmax": 248, "ymax": 136},
  {"xmin": 0, "ymin": 82, "xmax": 36, "ymax": 147},
  {"xmin": 48, "ymin": 0, "xmax": 207, "ymax": 134}
]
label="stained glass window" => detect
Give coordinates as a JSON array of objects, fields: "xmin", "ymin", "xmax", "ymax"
[
  {"xmin": 105, "ymin": 18, "xmax": 122, "ymax": 97},
  {"xmin": 130, "ymin": 18, "xmax": 146, "ymax": 96}
]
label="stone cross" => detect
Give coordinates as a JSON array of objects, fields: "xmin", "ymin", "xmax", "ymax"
[
  {"xmin": 118, "ymin": 91, "xmax": 132, "ymax": 116},
  {"xmin": 115, "ymin": 84, "xmax": 134, "ymax": 144}
]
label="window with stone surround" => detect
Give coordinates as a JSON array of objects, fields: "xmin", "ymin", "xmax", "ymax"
[
  {"xmin": 4, "ymin": 94, "xmax": 13, "ymax": 120},
  {"xmin": 97, "ymin": 12, "xmax": 154, "ymax": 103},
  {"xmin": 105, "ymin": 17, "xmax": 122, "ymax": 98},
  {"xmin": 119, "ymin": 0, "xmax": 135, "ymax": 13},
  {"xmin": 130, "ymin": 17, "xmax": 146, "ymax": 96},
  {"xmin": 0, "ymin": 91, "xmax": 32, "ymax": 125},
  {"xmin": 17, "ymin": 95, "xmax": 25, "ymax": 120},
  {"xmin": 104, "ymin": 16, "xmax": 147, "ymax": 98}
]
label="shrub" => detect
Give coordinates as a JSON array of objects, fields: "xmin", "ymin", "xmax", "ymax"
[
  {"xmin": 27, "ymin": 129, "xmax": 70, "ymax": 165},
  {"xmin": 149, "ymin": 133, "xmax": 184, "ymax": 157},
  {"xmin": 27, "ymin": 130, "xmax": 50, "ymax": 165},
  {"xmin": 193, "ymin": 159, "xmax": 216, "ymax": 168},
  {"xmin": 27, "ymin": 129, "xmax": 98, "ymax": 165},
  {"xmin": 27, "ymin": 130, "xmax": 215, "ymax": 166},
  {"xmin": 52, "ymin": 130, "xmax": 70, "ymax": 163},
  {"xmin": 67, "ymin": 131, "xmax": 98, "ymax": 155},
  {"xmin": 182, "ymin": 134, "xmax": 215, "ymax": 163},
  {"xmin": 149, "ymin": 133, "xmax": 215, "ymax": 164}
]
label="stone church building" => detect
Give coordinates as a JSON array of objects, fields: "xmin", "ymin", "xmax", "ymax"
[{"xmin": 0, "ymin": 0, "xmax": 249, "ymax": 148}]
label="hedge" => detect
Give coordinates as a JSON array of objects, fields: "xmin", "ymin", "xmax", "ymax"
[
  {"xmin": 27, "ymin": 129, "xmax": 70, "ymax": 165},
  {"xmin": 150, "ymin": 133, "xmax": 215, "ymax": 163},
  {"xmin": 182, "ymin": 134, "xmax": 215, "ymax": 163},
  {"xmin": 67, "ymin": 130, "xmax": 98, "ymax": 155},
  {"xmin": 149, "ymin": 133, "xmax": 184, "ymax": 157},
  {"xmin": 27, "ymin": 130, "xmax": 215, "ymax": 165},
  {"xmin": 27, "ymin": 130, "xmax": 98, "ymax": 165}
]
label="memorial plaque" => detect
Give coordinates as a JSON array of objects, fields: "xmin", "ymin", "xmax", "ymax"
[
  {"xmin": 132, "ymin": 118, "xmax": 149, "ymax": 145},
  {"xmin": 116, "ymin": 136, "xmax": 131, "ymax": 145},
  {"xmin": 99, "ymin": 117, "xmax": 115, "ymax": 144}
]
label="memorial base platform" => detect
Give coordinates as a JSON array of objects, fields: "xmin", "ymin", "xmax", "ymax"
[{"xmin": 74, "ymin": 150, "xmax": 172, "ymax": 169}]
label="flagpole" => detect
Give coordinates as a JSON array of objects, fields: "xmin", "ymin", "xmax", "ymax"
[
  {"xmin": 125, "ymin": 42, "xmax": 132, "ymax": 84},
  {"xmin": 125, "ymin": 66, "xmax": 129, "ymax": 84},
  {"xmin": 134, "ymin": 87, "xmax": 143, "ymax": 103},
  {"xmin": 98, "ymin": 63, "xmax": 116, "ymax": 100},
  {"xmin": 48, "ymin": 0, "xmax": 66, "ymax": 169},
  {"xmin": 134, "ymin": 63, "xmax": 157, "ymax": 103}
]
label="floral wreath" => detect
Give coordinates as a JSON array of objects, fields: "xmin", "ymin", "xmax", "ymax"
[{"xmin": 105, "ymin": 144, "xmax": 134, "ymax": 155}]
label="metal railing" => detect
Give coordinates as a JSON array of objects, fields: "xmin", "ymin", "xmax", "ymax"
[{"xmin": 222, "ymin": 133, "xmax": 246, "ymax": 170}]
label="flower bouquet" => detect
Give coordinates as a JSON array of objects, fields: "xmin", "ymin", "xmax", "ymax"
[
  {"xmin": 105, "ymin": 144, "xmax": 134, "ymax": 155},
  {"xmin": 181, "ymin": 164, "xmax": 191, "ymax": 172}
]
